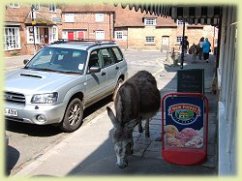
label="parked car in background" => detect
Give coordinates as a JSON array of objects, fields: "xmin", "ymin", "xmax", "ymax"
[{"xmin": 4, "ymin": 40, "xmax": 128, "ymax": 132}]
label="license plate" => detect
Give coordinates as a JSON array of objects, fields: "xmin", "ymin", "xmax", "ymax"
[{"xmin": 5, "ymin": 108, "xmax": 18, "ymax": 117}]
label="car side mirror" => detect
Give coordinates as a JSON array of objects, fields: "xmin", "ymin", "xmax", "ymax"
[
  {"xmin": 23, "ymin": 59, "xmax": 29, "ymax": 65},
  {"xmin": 89, "ymin": 66, "xmax": 101, "ymax": 73}
]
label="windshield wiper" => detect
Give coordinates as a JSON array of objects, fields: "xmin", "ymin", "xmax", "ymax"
[
  {"xmin": 32, "ymin": 68, "xmax": 55, "ymax": 72},
  {"xmin": 61, "ymin": 71, "xmax": 81, "ymax": 74}
]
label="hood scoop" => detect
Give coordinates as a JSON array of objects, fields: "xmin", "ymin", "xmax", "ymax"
[{"xmin": 20, "ymin": 73, "xmax": 42, "ymax": 79}]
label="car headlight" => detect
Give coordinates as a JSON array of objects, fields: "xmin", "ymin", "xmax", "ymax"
[{"xmin": 31, "ymin": 93, "xmax": 58, "ymax": 104}]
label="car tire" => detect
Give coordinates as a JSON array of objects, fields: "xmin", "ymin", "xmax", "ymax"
[
  {"xmin": 113, "ymin": 78, "xmax": 123, "ymax": 100},
  {"xmin": 60, "ymin": 98, "xmax": 83, "ymax": 132}
]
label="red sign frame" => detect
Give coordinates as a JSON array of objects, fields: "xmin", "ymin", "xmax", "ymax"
[{"xmin": 161, "ymin": 92, "xmax": 209, "ymax": 165}]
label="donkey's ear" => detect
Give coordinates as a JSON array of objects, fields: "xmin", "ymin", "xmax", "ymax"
[
  {"xmin": 106, "ymin": 107, "xmax": 119, "ymax": 128},
  {"xmin": 125, "ymin": 119, "xmax": 137, "ymax": 130}
]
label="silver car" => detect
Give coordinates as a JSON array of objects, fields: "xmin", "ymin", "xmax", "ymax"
[{"xmin": 5, "ymin": 40, "xmax": 128, "ymax": 132}]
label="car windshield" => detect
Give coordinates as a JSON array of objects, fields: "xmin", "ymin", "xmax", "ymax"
[{"xmin": 25, "ymin": 47, "xmax": 88, "ymax": 74}]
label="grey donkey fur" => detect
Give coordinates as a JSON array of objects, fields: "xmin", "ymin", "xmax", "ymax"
[{"xmin": 107, "ymin": 70, "xmax": 160, "ymax": 168}]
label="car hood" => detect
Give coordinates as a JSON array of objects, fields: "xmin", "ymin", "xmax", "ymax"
[{"xmin": 5, "ymin": 69, "xmax": 84, "ymax": 94}]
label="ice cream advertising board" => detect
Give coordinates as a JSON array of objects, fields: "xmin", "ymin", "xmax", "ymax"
[{"xmin": 161, "ymin": 93, "xmax": 208, "ymax": 165}]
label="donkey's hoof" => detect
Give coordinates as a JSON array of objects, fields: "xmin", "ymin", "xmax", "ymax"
[
  {"xmin": 138, "ymin": 127, "xmax": 143, "ymax": 133},
  {"xmin": 145, "ymin": 132, "xmax": 150, "ymax": 138}
]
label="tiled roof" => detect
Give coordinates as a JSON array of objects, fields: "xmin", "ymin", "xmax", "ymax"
[
  {"xmin": 5, "ymin": 5, "xmax": 30, "ymax": 23},
  {"xmin": 62, "ymin": 3, "xmax": 115, "ymax": 13},
  {"xmin": 114, "ymin": 6, "xmax": 177, "ymax": 27},
  {"xmin": 61, "ymin": 4, "xmax": 177, "ymax": 27}
]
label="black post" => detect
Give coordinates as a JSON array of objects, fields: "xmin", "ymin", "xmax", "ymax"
[
  {"xmin": 31, "ymin": 5, "xmax": 36, "ymax": 53},
  {"xmin": 216, "ymin": 15, "xmax": 222, "ymax": 70},
  {"xmin": 180, "ymin": 18, "xmax": 186, "ymax": 69}
]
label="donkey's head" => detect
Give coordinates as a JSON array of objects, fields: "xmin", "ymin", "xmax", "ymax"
[{"xmin": 107, "ymin": 106, "xmax": 137, "ymax": 169}]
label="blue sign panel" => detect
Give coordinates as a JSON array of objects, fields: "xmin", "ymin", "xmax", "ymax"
[{"xmin": 164, "ymin": 96, "xmax": 204, "ymax": 149}]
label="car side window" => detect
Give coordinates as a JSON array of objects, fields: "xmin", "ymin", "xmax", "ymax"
[
  {"xmin": 88, "ymin": 51, "xmax": 100, "ymax": 69},
  {"xmin": 112, "ymin": 47, "xmax": 123, "ymax": 63},
  {"xmin": 99, "ymin": 48, "xmax": 114, "ymax": 68}
]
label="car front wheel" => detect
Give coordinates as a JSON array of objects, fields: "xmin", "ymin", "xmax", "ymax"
[{"xmin": 60, "ymin": 98, "xmax": 83, "ymax": 132}]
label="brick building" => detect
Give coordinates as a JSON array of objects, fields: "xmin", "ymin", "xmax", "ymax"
[
  {"xmin": 4, "ymin": 3, "xmax": 62, "ymax": 56},
  {"xmin": 113, "ymin": 5, "xmax": 218, "ymax": 52},
  {"xmin": 61, "ymin": 4, "xmax": 114, "ymax": 41},
  {"xmin": 4, "ymin": 3, "xmax": 218, "ymax": 56}
]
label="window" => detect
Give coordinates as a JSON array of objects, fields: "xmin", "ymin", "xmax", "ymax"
[
  {"xmin": 177, "ymin": 20, "xmax": 184, "ymax": 26},
  {"xmin": 112, "ymin": 47, "xmax": 123, "ymax": 63},
  {"xmin": 49, "ymin": 3, "xmax": 56, "ymax": 12},
  {"xmin": 95, "ymin": 31, "xmax": 105, "ymax": 40},
  {"xmin": 145, "ymin": 36, "xmax": 155, "ymax": 43},
  {"xmin": 50, "ymin": 27, "xmax": 58, "ymax": 43},
  {"xmin": 64, "ymin": 13, "xmax": 74, "ymax": 22},
  {"xmin": 32, "ymin": 3, "xmax": 40, "ymax": 10},
  {"xmin": 115, "ymin": 31, "xmax": 123, "ymax": 40},
  {"xmin": 62, "ymin": 31, "xmax": 68, "ymax": 40},
  {"xmin": 26, "ymin": 26, "xmax": 40, "ymax": 44},
  {"xmin": 9, "ymin": 3, "xmax": 19, "ymax": 8},
  {"xmin": 144, "ymin": 18, "xmax": 156, "ymax": 26},
  {"xmin": 100, "ymin": 48, "xmax": 114, "ymax": 67},
  {"xmin": 26, "ymin": 47, "xmax": 87, "ymax": 74},
  {"xmin": 4, "ymin": 27, "xmax": 21, "ymax": 50},
  {"xmin": 176, "ymin": 36, "xmax": 182, "ymax": 43},
  {"xmin": 88, "ymin": 51, "xmax": 100, "ymax": 70},
  {"xmin": 95, "ymin": 13, "xmax": 104, "ymax": 22}
]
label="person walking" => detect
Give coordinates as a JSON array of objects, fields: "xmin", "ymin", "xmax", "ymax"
[
  {"xmin": 202, "ymin": 38, "xmax": 211, "ymax": 63},
  {"xmin": 180, "ymin": 36, "xmax": 189, "ymax": 54},
  {"xmin": 198, "ymin": 37, "xmax": 204, "ymax": 60},
  {"xmin": 189, "ymin": 43, "xmax": 199, "ymax": 62}
]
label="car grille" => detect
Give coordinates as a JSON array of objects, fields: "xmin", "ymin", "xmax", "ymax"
[{"xmin": 5, "ymin": 92, "xmax": 26, "ymax": 104}]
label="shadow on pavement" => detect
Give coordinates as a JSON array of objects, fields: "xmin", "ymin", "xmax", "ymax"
[
  {"xmin": 6, "ymin": 145, "xmax": 20, "ymax": 176},
  {"xmin": 65, "ymin": 53, "xmax": 218, "ymax": 176}
]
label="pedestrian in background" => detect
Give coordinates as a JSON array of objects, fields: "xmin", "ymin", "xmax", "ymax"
[
  {"xmin": 189, "ymin": 43, "xmax": 199, "ymax": 62},
  {"xmin": 198, "ymin": 37, "xmax": 204, "ymax": 60},
  {"xmin": 180, "ymin": 36, "xmax": 189, "ymax": 54},
  {"xmin": 202, "ymin": 38, "xmax": 211, "ymax": 63}
]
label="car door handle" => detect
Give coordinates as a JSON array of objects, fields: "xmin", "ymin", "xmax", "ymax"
[
  {"xmin": 115, "ymin": 66, "xmax": 119, "ymax": 70},
  {"xmin": 101, "ymin": 72, "xmax": 106, "ymax": 76}
]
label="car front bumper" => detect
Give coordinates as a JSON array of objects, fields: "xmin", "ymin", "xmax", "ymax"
[{"xmin": 5, "ymin": 101, "xmax": 66, "ymax": 125}]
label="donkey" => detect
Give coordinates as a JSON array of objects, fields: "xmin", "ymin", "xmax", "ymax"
[{"xmin": 107, "ymin": 70, "xmax": 161, "ymax": 168}]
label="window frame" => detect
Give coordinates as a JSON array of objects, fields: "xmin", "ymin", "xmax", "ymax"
[
  {"xmin": 32, "ymin": 3, "xmax": 40, "ymax": 10},
  {"xmin": 49, "ymin": 26, "xmax": 58, "ymax": 43},
  {"xmin": 26, "ymin": 26, "xmax": 41, "ymax": 44},
  {"xmin": 49, "ymin": 3, "xmax": 56, "ymax": 12},
  {"xmin": 64, "ymin": 13, "xmax": 75, "ymax": 22},
  {"xmin": 144, "ymin": 18, "xmax": 157, "ymax": 26},
  {"xmin": 4, "ymin": 27, "xmax": 21, "ymax": 50},
  {"xmin": 145, "ymin": 36, "xmax": 155, "ymax": 44},
  {"xmin": 95, "ymin": 30, "xmax": 105, "ymax": 40},
  {"xmin": 115, "ymin": 31, "xmax": 123, "ymax": 40},
  {"xmin": 95, "ymin": 13, "xmax": 104, "ymax": 22},
  {"xmin": 176, "ymin": 36, "xmax": 183, "ymax": 44},
  {"xmin": 9, "ymin": 3, "xmax": 20, "ymax": 8}
]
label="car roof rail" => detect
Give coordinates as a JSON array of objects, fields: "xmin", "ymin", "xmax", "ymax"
[
  {"xmin": 51, "ymin": 39, "xmax": 68, "ymax": 44},
  {"xmin": 52, "ymin": 39, "xmax": 115, "ymax": 45}
]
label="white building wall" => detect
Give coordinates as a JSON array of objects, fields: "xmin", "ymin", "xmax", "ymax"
[{"xmin": 217, "ymin": 6, "xmax": 237, "ymax": 175}]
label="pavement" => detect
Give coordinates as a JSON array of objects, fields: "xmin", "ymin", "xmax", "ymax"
[{"xmin": 5, "ymin": 52, "xmax": 218, "ymax": 176}]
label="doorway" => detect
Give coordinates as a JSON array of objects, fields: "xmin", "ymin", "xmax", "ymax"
[
  {"xmin": 68, "ymin": 32, "xmax": 74, "ymax": 40},
  {"xmin": 161, "ymin": 36, "xmax": 170, "ymax": 53}
]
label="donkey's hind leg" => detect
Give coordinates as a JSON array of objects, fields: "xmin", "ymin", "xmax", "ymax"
[
  {"xmin": 138, "ymin": 117, "xmax": 143, "ymax": 133},
  {"xmin": 145, "ymin": 119, "xmax": 150, "ymax": 138}
]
